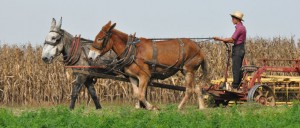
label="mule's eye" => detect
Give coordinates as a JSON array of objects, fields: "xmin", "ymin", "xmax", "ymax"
[
  {"xmin": 97, "ymin": 38, "xmax": 102, "ymax": 42},
  {"xmin": 52, "ymin": 37, "xmax": 56, "ymax": 40}
]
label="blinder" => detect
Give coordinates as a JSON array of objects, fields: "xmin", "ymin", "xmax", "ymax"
[
  {"xmin": 102, "ymin": 31, "xmax": 112, "ymax": 49},
  {"xmin": 92, "ymin": 30, "xmax": 112, "ymax": 50},
  {"xmin": 50, "ymin": 30, "xmax": 64, "ymax": 36}
]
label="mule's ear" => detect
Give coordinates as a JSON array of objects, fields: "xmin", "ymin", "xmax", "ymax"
[
  {"xmin": 56, "ymin": 17, "xmax": 62, "ymax": 29},
  {"xmin": 106, "ymin": 21, "xmax": 112, "ymax": 27},
  {"xmin": 108, "ymin": 23, "xmax": 116, "ymax": 32},
  {"xmin": 50, "ymin": 18, "xmax": 56, "ymax": 30},
  {"xmin": 102, "ymin": 21, "xmax": 112, "ymax": 30}
]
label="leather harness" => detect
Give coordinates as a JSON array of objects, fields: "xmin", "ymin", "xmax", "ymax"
[
  {"xmin": 151, "ymin": 40, "xmax": 158, "ymax": 72},
  {"xmin": 178, "ymin": 39, "xmax": 186, "ymax": 69},
  {"xmin": 102, "ymin": 34, "xmax": 139, "ymax": 75},
  {"xmin": 90, "ymin": 31, "xmax": 187, "ymax": 79},
  {"xmin": 44, "ymin": 30, "xmax": 83, "ymax": 66},
  {"xmin": 149, "ymin": 39, "xmax": 186, "ymax": 74},
  {"xmin": 64, "ymin": 35, "xmax": 82, "ymax": 65}
]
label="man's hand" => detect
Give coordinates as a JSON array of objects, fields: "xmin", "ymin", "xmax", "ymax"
[
  {"xmin": 214, "ymin": 37, "xmax": 234, "ymax": 44},
  {"xmin": 213, "ymin": 37, "xmax": 222, "ymax": 41},
  {"xmin": 214, "ymin": 37, "xmax": 226, "ymax": 43}
]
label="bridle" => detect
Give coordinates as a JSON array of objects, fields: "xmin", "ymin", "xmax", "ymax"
[
  {"xmin": 43, "ymin": 30, "xmax": 82, "ymax": 65},
  {"xmin": 92, "ymin": 30, "xmax": 113, "ymax": 50},
  {"xmin": 44, "ymin": 30, "xmax": 64, "ymax": 46}
]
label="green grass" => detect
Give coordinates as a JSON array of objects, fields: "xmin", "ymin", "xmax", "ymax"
[{"xmin": 0, "ymin": 102, "xmax": 300, "ymax": 128}]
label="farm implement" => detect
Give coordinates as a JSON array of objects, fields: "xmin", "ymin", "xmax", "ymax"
[
  {"xmin": 201, "ymin": 43, "xmax": 300, "ymax": 106},
  {"xmin": 207, "ymin": 59, "xmax": 300, "ymax": 106}
]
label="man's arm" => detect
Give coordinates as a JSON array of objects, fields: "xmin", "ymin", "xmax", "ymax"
[
  {"xmin": 213, "ymin": 37, "xmax": 235, "ymax": 43},
  {"xmin": 214, "ymin": 25, "xmax": 241, "ymax": 43}
]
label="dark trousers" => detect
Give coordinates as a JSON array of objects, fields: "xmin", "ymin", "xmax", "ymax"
[{"xmin": 232, "ymin": 43, "xmax": 245, "ymax": 89}]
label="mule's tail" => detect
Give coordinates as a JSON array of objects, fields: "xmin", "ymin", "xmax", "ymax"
[{"xmin": 200, "ymin": 59, "xmax": 208, "ymax": 81}]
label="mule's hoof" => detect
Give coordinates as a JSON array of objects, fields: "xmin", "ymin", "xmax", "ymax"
[
  {"xmin": 135, "ymin": 103, "xmax": 147, "ymax": 109},
  {"xmin": 135, "ymin": 104, "xmax": 142, "ymax": 109},
  {"xmin": 199, "ymin": 106, "xmax": 206, "ymax": 110},
  {"xmin": 150, "ymin": 106, "xmax": 160, "ymax": 111},
  {"xmin": 69, "ymin": 107, "xmax": 75, "ymax": 110},
  {"xmin": 177, "ymin": 105, "xmax": 184, "ymax": 110}
]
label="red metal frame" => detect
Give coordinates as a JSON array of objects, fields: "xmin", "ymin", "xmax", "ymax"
[
  {"xmin": 207, "ymin": 59, "xmax": 300, "ymax": 102},
  {"xmin": 249, "ymin": 59, "xmax": 300, "ymax": 89}
]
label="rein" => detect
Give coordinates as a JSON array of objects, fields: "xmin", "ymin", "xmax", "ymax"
[{"xmin": 149, "ymin": 37, "xmax": 213, "ymax": 41}]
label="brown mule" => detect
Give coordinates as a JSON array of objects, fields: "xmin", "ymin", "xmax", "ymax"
[{"xmin": 88, "ymin": 21, "xmax": 207, "ymax": 110}]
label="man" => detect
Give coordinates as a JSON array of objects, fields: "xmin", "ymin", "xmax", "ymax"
[{"xmin": 213, "ymin": 11, "xmax": 246, "ymax": 92}]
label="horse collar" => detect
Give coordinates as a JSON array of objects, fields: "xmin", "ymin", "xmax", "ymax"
[
  {"xmin": 126, "ymin": 33, "xmax": 140, "ymax": 46},
  {"xmin": 127, "ymin": 36, "xmax": 140, "ymax": 45}
]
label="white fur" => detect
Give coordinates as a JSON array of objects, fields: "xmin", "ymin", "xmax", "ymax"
[
  {"xmin": 41, "ymin": 32, "xmax": 63, "ymax": 62},
  {"xmin": 45, "ymin": 32, "xmax": 60, "ymax": 43},
  {"xmin": 88, "ymin": 50, "xmax": 100, "ymax": 60},
  {"xmin": 42, "ymin": 44, "xmax": 57, "ymax": 59}
]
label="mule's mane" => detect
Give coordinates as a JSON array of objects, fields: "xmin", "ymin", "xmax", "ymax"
[
  {"xmin": 61, "ymin": 29, "xmax": 93, "ymax": 44},
  {"xmin": 112, "ymin": 29, "xmax": 128, "ymax": 43},
  {"xmin": 60, "ymin": 29, "xmax": 74, "ymax": 45}
]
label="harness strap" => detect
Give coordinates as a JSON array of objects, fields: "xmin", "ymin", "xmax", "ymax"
[
  {"xmin": 178, "ymin": 39, "xmax": 185, "ymax": 68},
  {"xmin": 64, "ymin": 35, "xmax": 82, "ymax": 65},
  {"xmin": 152, "ymin": 40, "xmax": 158, "ymax": 72},
  {"xmin": 148, "ymin": 39, "xmax": 185, "ymax": 74},
  {"xmin": 50, "ymin": 30, "xmax": 64, "ymax": 36},
  {"xmin": 102, "ymin": 35, "xmax": 137, "ymax": 74},
  {"xmin": 70, "ymin": 36, "xmax": 82, "ymax": 65},
  {"xmin": 64, "ymin": 35, "xmax": 76, "ymax": 63}
]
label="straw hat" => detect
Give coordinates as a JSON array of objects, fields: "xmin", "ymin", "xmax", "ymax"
[{"xmin": 230, "ymin": 11, "xmax": 244, "ymax": 21}]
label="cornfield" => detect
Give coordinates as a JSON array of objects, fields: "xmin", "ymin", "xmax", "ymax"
[{"xmin": 0, "ymin": 37, "xmax": 299, "ymax": 106}]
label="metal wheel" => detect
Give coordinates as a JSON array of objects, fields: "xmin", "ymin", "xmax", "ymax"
[{"xmin": 247, "ymin": 84, "xmax": 276, "ymax": 106}]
